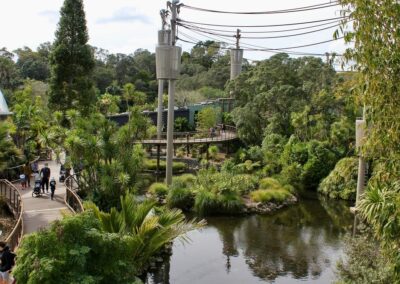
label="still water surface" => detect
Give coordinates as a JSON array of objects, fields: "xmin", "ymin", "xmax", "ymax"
[{"xmin": 147, "ymin": 195, "xmax": 353, "ymax": 284}]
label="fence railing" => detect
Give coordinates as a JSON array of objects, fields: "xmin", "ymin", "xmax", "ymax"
[
  {"xmin": 141, "ymin": 125, "xmax": 238, "ymax": 144},
  {"xmin": 0, "ymin": 179, "xmax": 23, "ymax": 251},
  {"xmin": 64, "ymin": 175, "xmax": 84, "ymax": 214}
]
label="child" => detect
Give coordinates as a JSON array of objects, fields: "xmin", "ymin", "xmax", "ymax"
[
  {"xmin": 50, "ymin": 177, "xmax": 56, "ymax": 200},
  {"xmin": 19, "ymin": 174, "xmax": 26, "ymax": 189}
]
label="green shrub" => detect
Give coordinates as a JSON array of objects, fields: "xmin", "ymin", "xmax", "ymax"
[
  {"xmin": 166, "ymin": 187, "xmax": 194, "ymax": 211},
  {"xmin": 279, "ymin": 163, "xmax": 303, "ymax": 191},
  {"xmin": 301, "ymin": 140, "xmax": 338, "ymax": 189},
  {"xmin": 194, "ymin": 188, "xmax": 243, "ymax": 216},
  {"xmin": 283, "ymin": 184, "xmax": 295, "ymax": 194},
  {"xmin": 194, "ymin": 189, "xmax": 219, "ymax": 216},
  {"xmin": 259, "ymin": 177, "xmax": 281, "ymax": 190},
  {"xmin": 336, "ymin": 234, "xmax": 395, "ymax": 283},
  {"xmin": 148, "ymin": 182, "xmax": 168, "ymax": 198},
  {"xmin": 176, "ymin": 147, "xmax": 186, "ymax": 158},
  {"xmin": 250, "ymin": 189, "xmax": 292, "ymax": 203},
  {"xmin": 232, "ymin": 174, "xmax": 258, "ymax": 194},
  {"xmin": 217, "ymin": 193, "xmax": 243, "ymax": 214},
  {"xmin": 173, "ymin": 174, "xmax": 196, "ymax": 188},
  {"xmin": 318, "ymin": 157, "xmax": 358, "ymax": 200},
  {"xmin": 144, "ymin": 160, "xmax": 186, "ymax": 172},
  {"xmin": 12, "ymin": 212, "xmax": 144, "ymax": 284},
  {"xmin": 208, "ymin": 145, "xmax": 219, "ymax": 160}
]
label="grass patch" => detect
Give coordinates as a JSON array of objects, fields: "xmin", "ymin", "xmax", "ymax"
[
  {"xmin": 194, "ymin": 188, "xmax": 243, "ymax": 216},
  {"xmin": 148, "ymin": 182, "xmax": 168, "ymax": 198},
  {"xmin": 259, "ymin": 177, "xmax": 282, "ymax": 190},
  {"xmin": 250, "ymin": 189, "xmax": 292, "ymax": 203},
  {"xmin": 173, "ymin": 174, "xmax": 196, "ymax": 187},
  {"xmin": 144, "ymin": 160, "xmax": 186, "ymax": 172},
  {"xmin": 166, "ymin": 187, "xmax": 194, "ymax": 211}
]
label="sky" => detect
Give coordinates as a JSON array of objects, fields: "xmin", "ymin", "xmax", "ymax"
[{"xmin": 0, "ymin": 0, "xmax": 350, "ymax": 62}]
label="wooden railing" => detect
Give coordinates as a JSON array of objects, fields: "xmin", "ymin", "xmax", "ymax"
[
  {"xmin": 64, "ymin": 175, "xmax": 84, "ymax": 214},
  {"xmin": 140, "ymin": 125, "xmax": 238, "ymax": 144},
  {"xmin": 0, "ymin": 180, "xmax": 23, "ymax": 251}
]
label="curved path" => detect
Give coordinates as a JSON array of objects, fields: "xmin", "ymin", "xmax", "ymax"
[{"xmin": 16, "ymin": 160, "xmax": 69, "ymax": 234}]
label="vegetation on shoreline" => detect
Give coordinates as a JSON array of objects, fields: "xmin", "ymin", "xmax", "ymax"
[{"xmin": 13, "ymin": 194, "xmax": 204, "ymax": 283}]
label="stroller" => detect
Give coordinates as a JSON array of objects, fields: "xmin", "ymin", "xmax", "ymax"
[
  {"xmin": 59, "ymin": 164, "xmax": 66, "ymax": 183},
  {"xmin": 32, "ymin": 179, "xmax": 42, "ymax": 197}
]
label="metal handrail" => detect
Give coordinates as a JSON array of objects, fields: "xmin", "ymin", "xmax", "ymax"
[
  {"xmin": 140, "ymin": 125, "xmax": 238, "ymax": 144},
  {"xmin": 0, "ymin": 179, "xmax": 23, "ymax": 251},
  {"xmin": 64, "ymin": 174, "xmax": 84, "ymax": 214}
]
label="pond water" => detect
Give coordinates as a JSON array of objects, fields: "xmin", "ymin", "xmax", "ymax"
[{"xmin": 146, "ymin": 194, "xmax": 354, "ymax": 284}]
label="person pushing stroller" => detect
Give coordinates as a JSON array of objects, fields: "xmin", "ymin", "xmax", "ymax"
[
  {"xmin": 40, "ymin": 163, "xmax": 51, "ymax": 193},
  {"xmin": 32, "ymin": 175, "xmax": 42, "ymax": 197}
]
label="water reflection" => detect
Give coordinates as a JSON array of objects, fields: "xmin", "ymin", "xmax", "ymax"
[{"xmin": 147, "ymin": 195, "xmax": 353, "ymax": 284}]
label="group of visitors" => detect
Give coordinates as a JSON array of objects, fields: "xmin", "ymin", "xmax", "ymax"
[
  {"xmin": 0, "ymin": 242, "xmax": 15, "ymax": 284},
  {"xmin": 20, "ymin": 162, "xmax": 57, "ymax": 200}
]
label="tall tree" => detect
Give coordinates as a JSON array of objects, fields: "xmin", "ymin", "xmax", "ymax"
[{"xmin": 49, "ymin": 0, "xmax": 95, "ymax": 114}]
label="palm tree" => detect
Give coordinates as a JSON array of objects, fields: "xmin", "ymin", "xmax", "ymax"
[{"xmin": 86, "ymin": 193, "xmax": 205, "ymax": 273}]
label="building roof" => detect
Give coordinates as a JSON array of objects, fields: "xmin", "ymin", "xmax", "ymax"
[{"xmin": 0, "ymin": 89, "xmax": 12, "ymax": 116}]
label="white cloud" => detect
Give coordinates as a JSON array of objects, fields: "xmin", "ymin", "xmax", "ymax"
[
  {"xmin": 38, "ymin": 10, "xmax": 60, "ymax": 24},
  {"xmin": 96, "ymin": 8, "xmax": 151, "ymax": 25}
]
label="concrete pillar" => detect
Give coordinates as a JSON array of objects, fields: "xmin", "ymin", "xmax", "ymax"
[{"xmin": 230, "ymin": 49, "xmax": 243, "ymax": 80}]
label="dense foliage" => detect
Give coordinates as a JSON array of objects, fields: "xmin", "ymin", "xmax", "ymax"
[
  {"xmin": 336, "ymin": 233, "xmax": 395, "ymax": 283},
  {"xmin": 62, "ymin": 110, "xmax": 151, "ymax": 211},
  {"xmin": 0, "ymin": 121, "xmax": 21, "ymax": 171},
  {"xmin": 162, "ymin": 166, "xmax": 297, "ymax": 216},
  {"xmin": 318, "ymin": 157, "xmax": 358, "ymax": 200},
  {"xmin": 224, "ymin": 54, "xmax": 358, "ymax": 192},
  {"xmin": 336, "ymin": 0, "xmax": 400, "ymax": 279},
  {"xmin": 13, "ymin": 194, "xmax": 203, "ymax": 284}
]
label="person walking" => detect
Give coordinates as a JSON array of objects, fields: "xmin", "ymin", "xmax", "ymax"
[
  {"xmin": 0, "ymin": 242, "xmax": 16, "ymax": 284},
  {"xmin": 31, "ymin": 161, "xmax": 38, "ymax": 174},
  {"xmin": 19, "ymin": 174, "xmax": 26, "ymax": 189},
  {"xmin": 50, "ymin": 177, "xmax": 56, "ymax": 200},
  {"xmin": 40, "ymin": 163, "xmax": 51, "ymax": 193},
  {"xmin": 23, "ymin": 162, "xmax": 32, "ymax": 188}
]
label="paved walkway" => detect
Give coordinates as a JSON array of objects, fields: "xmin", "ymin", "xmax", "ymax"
[{"xmin": 16, "ymin": 160, "xmax": 68, "ymax": 234}]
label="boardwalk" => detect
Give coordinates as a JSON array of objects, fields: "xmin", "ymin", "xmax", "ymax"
[
  {"xmin": 140, "ymin": 130, "xmax": 238, "ymax": 145},
  {"xmin": 16, "ymin": 160, "xmax": 68, "ymax": 234}
]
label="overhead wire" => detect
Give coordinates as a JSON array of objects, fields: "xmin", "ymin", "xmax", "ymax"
[
  {"xmin": 178, "ymin": 22, "xmax": 340, "ymax": 39},
  {"xmin": 179, "ymin": 18, "xmax": 344, "ymax": 34},
  {"xmin": 177, "ymin": 16, "xmax": 348, "ymax": 28},
  {"xmin": 177, "ymin": 29, "xmax": 343, "ymax": 57},
  {"xmin": 175, "ymin": 2, "xmax": 346, "ymax": 58},
  {"xmin": 178, "ymin": 23, "xmax": 343, "ymax": 53},
  {"xmin": 177, "ymin": 35, "xmax": 339, "ymax": 57},
  {"xmin": 180, "ymin": 1, "xmax": 339, "ymax": 15}
]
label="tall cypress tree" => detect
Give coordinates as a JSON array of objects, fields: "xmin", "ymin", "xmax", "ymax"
[{"xmin": 49, "ymin": 0, "xmax": 95, "ymax": 114}]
